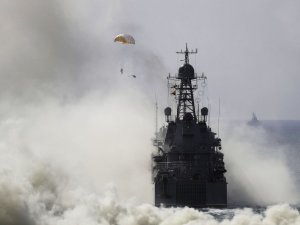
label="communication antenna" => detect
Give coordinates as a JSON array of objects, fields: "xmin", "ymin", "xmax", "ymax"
[
  {"xmin": 197, "ymin": 101, "xmax": 200, "ymax": 122},
  {"xmin": 218, "ymin": 97, "xmax": 221, "ymax": 138},
  {"xmin": 155, "ymin": 95, "xmax": 158, "ymax": 140},
  {"xmin": 176, "ymin": 43, "xmax": 198, "ymax": 64},
  {"xmin": 208, "ymin": 101, "xmax": 211, "ymax": 127},
  {"xmin": 194, "ymin": 52, "xmax": 197, "ymax": 69},
  {"xmin": 167, "ymin": 73, "xmax": 170, "ymax": 106}
]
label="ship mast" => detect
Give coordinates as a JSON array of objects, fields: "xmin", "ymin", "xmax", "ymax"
[{"xmin": 175, "ymin": 44, "xmax": 198, "ymax": 121}]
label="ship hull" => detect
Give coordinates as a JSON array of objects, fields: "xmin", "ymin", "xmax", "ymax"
[{"xmin": 155, "ymin": 179, "xmax": 227, "ymax": 208}]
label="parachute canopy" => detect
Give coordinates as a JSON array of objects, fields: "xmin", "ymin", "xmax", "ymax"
[{"xmin": 114, "ymin": 34, "xmax": 135, "ymax": 44}]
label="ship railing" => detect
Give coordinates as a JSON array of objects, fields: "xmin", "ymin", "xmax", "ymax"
[
  {"xmin": 154, "ymin": 161, "xmax": 192, "ymax": 171},
  {"xmin": 152, "ymin": 138, "xmax": 164, "ymax": 147}
]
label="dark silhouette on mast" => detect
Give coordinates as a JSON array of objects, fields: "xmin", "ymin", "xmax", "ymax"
[{"xmin": 175, "ymin": 44, "xmax": 197, "ymax": 120}]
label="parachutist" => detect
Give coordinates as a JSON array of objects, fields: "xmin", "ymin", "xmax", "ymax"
[{"xmin": 114, "ymin": 34, "xmax": 135, "ymax": 78}]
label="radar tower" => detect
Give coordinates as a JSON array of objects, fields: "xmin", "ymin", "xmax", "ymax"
[{"xmin": 171, "ymin": 44, "xmax": 199, "ymax": 120}]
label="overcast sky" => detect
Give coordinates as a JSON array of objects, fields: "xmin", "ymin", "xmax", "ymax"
[{"xmin": 1, "ymin": 0, "xmax": 299, "ymax": 120}]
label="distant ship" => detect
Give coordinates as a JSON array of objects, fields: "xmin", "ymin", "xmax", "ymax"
[
  {"xmin": 152, "ymin": 45, "xmax": 227, "ymax": 208},
  {"xmin": 247, "ymin": 113, "xmax": 261, "ymax": 126}
]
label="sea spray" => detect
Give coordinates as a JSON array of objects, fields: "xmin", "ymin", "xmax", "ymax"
[{"xmin": 1, "ymin": 108, "xmax": 300, "ymax": 224}]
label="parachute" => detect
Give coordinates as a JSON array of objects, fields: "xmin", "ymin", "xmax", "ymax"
[
  {"xmin": 114, "ymin": 34, "xmax": 135, "ymax": 44},
  {"xmin": 114, "ymin": 34, "xmax": 136, "ymax": 77}
]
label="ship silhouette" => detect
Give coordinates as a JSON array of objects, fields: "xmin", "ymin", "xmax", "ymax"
[
  {"xmin": 152, "ymin": 45, "xmax": 227, "ymax": 208},
  {"xmin": 247, "ymin": 113, "xmax": 261, "ymax": 126}
]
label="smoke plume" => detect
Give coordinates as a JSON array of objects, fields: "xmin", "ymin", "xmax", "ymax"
[{"xmin": 222, "ymin": 122, "xmax": 300, "ymax": 206}]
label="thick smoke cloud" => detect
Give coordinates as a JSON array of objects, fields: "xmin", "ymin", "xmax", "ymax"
[
  {"xmin": 222, "ymin": 123, "xmax": 300, "ymax": 206},
  {"xmin": 0, "ymin": 0, "xmax": 166, "ymax": 106},
  {"xmin": 0, "ymin": 186, "xmax": 34, "ymax": 225},
  {"xmin": 0, "ymin": 1, "xmax": 79, "ymax": 100},
  {"xmin": 1, "ymin": 158, "xmax": 300, "ymax": 225}
]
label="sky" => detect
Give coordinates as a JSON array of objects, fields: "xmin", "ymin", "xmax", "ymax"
[
  {"xmin": 120, "ymin": 0, "xmax": 300, "ymax": 120},
  {"xmin": 0, "ymin": 0, "xmax": 300, "ymax": 120}
]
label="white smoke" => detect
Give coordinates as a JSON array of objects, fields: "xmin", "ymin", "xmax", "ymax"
[
  {"xmin": 1, "ymin": 92, "xmax": 300, "ymax": 224},
  {"xmin": 0, "ymin": 89, "xmax": 155, "ymax": 202},
  {"xmin": 1, "ymin": 155, "xmax": 300, "ymax": 225},
  {"xmin": 222, "ymin": 122, "xmax": 300, "ymax": 206}
]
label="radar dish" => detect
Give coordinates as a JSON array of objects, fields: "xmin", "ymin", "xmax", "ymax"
[
  {"xmin": 178, "ymin": 64, "xmax": 195, "ymax": 79},
  {"xmin": 164, "ymin": 107, "xmax": 172, "ymax": 116},
  {"xmin": 201, "ymin": 107, "xmax": 208, "ymax": 116}
]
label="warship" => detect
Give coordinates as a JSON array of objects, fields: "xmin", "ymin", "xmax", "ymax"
[
  {"xmin": 152, "ymin": 45, "xmax": 227, "ymax": 208},
  {"xmin": 248, "ymin": 112, "xmax": 261, "ymax": 126}
]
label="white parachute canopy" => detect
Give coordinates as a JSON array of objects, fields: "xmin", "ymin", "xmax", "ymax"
[{"xmin": 114, "ymin": 34, "xmax": 135, "ymax": 44}]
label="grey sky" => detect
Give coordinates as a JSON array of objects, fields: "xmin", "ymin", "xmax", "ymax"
[
  {"xmin": 117, "ymin": 0, "xmax": 300, "ymax": 120},
  {"xmin": 0, "ymin": 0, "xmax": 299, "ymax": 119}
]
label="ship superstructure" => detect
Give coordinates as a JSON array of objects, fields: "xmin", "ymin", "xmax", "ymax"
[{"xmin": 152, "ymin": 45, "xmax": 227, "ymax": 208}]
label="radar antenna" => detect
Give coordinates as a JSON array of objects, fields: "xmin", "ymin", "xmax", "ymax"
[
  {"xmin": 167, "ymin": 44, "xmax": 206, "ymax": 121},
  {"xmin": 176, "ymin": 43, "xmax": 198, "ymax": 65},
  {"xmin": 175, "ymin": 44, "xmax": 197, "ymax": 120}
]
